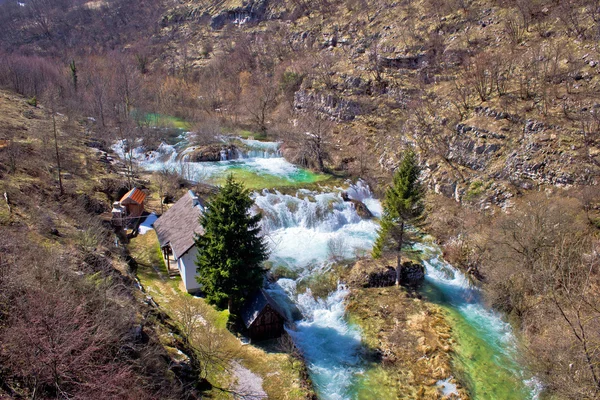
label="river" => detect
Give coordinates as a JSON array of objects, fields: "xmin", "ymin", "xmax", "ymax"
[{"xmin": 114, "ymin": 135, "xmax": 541, "ymax": 399}]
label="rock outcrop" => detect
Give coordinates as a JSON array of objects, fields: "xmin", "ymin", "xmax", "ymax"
[
  {"xmin": 185, "ymin": 145, "xmax": 238, "ymax": 162},
  {"xmin": 348, "ymin": 261, "xmax": 396, "ymax": 288},
  {"xmin": 210, "ymin": 0, "xmax": 270, "ymax": 29},
  {"xmin": 349, "ymin": 259, "xmax": 425, "ymax": 288},
  {"xmin": 294, "ymin": 90, "xmax": 362, "ymax": 121},
  {"xmin": 399, "ymin": 261, "xmax": 425, "ymax": 287},
  {"xmin": 341, "ymin": 191, "xmax": 373, "ymax": 219}
]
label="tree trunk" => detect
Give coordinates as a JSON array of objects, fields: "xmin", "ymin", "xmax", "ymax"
[
  {"xmin": 52, "ymin": 114, "xmax": 64, "ymax": 196},
  {"xmin": 395, "ymin": 221, "xmax": 404, "ymax": 286}
]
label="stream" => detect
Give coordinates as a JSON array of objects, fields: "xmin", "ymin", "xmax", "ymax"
[{"xmin": 114, "ymin": 135, "xmax": 541, "ymax": 399}]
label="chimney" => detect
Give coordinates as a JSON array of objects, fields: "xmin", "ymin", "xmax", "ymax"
[{"xmin": 188, "ymin": 190, "xmax": 199, "ymax": 207}]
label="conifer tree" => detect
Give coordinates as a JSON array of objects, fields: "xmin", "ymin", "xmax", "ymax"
[
  {"xmin": 195, "ymin": 175, "xmax": 268, "ymax": 311},
  {"xmin": 372, "ymin": 149, "xmax": 424, "ymax": 285}
]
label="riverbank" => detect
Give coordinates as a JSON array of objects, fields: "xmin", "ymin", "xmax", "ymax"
[
  {"xmin": 111, "ymin": 132, "xmax": 538, "ymax": 399},
  {"xmin": 128, "ymin": 230, "xmax": 313, "ymax": 399}
]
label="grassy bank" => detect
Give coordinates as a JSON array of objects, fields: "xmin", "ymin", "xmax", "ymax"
[{"xmin": 128, "ymin": 230, "xmax": 312, "ymax": 399}]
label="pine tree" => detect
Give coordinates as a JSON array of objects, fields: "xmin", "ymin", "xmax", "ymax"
[
  {"xmin": 372, "ymin": 149, "xmax": 424, "ymax": 286},
  {"xmin": 195, "ymin": 175, "xmax": 268, "ymax": 311}
]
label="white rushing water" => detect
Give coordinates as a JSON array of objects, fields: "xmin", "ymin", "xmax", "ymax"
[
  {"xmin": 112, "ymin": 138, "xmax": 301, "ymax": 182},
  {"xmin": 256, "ymin": 182, "xmax": 379, "ymax": 399}
]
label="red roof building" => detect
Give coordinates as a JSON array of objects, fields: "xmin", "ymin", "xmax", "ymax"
[{"xmin": 119, "ymin": 188, "xmax": 146, "ymax": 219}]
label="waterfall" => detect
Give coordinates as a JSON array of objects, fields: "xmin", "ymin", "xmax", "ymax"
[
  {"xmin": 237, "ymin": 138, "xmax": 282, "ymax": 159},
  {"xmin": 256, "ymin": 183, "xmax": 380, "ymax": 399},
  {"xmin": 254, "ymin": 185, "xmax": 379, "ymax": 270}
]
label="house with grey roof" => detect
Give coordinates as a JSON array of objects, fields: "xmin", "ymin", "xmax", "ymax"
[{"xmin": 153, "ymin": 190, "xmax": 205, "ymax": 292}]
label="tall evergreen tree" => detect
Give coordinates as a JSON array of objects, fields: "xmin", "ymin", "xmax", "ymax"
[
  {"xmin": 195, "ymin": 175, "xmax": 268, "ymax": 311},
  {"xmin": 372, "ymin": 149, "xmax": 424, "ymax": 285}
]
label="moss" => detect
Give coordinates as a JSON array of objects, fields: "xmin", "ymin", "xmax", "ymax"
[
  {"xmin": 347, "ymin": 283, "xmax": 468, "ymax": 399},
  {"xmin": 207, "ymin": 166, "xmax": 332, "ymax": 189}
]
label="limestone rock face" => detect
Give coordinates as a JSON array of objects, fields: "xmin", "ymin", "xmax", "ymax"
[{"xmin": 294, "ymin": 90, "xmax": 361, "ymax": 121}]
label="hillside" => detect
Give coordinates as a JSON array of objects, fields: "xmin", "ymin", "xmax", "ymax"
[{"xmin": 1, "ymin": 0, "xmax": 600, "ymax": 398}]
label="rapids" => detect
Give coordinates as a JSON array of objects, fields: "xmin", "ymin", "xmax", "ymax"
[
  {"xmin": 112, "ymin": 135, "xmax": 541, "ymax": 399},
  {"xmin": 111, "ymin": 137, "xmax": 324, "ymax": 188}
]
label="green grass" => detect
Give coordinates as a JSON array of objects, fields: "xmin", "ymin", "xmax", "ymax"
[
  {"xmin": 136, "ymin": 112, "xmax": 192, "ymax": 130},
  {"xmin": 127, "ymin": 230, "xmax": 309, "ymax": 400}
]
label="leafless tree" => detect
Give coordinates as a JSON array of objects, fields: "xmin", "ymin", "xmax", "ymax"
[{"xmin": 287, "ymin": 110, "xmax": 334, "ymax": 172}]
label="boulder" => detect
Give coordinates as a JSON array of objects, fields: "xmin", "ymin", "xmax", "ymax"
[
  {"xmin": 399, "ymin": 261, "xmax": 425, "ymax": 286},
  {"xmin": 349, "ymin": 260, "xmax": 396, "ymax": 288},
  {"xmin": 341, "ymin": 192, "xmax": 373, "ymax": 219},
  {"xmin": 186, "ymin": 144, "xmax": 237, "ymax": 162}
]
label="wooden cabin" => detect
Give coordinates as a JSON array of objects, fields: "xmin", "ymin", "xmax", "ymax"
[
  {"xmin": 241, "ymin": 289, "xmax": 287, "ymax": 342},
  {"xmin": 119, "ymin": 188, "xmax": 146, "ymax": 219}
]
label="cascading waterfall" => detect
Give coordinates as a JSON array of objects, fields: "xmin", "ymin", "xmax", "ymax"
[
  {"xmin": 112, "ymin": 132, "xmax": 541, "ymax": 399},
  {"xmin": 113, "ymin": 138, "xmax": 303, "ymax": 184},
  {"xmin": 238, "ymin": 138, "xmax": 282, "ymax": 159},
  {"xmin": 255, "ymin": 183, "xmax": 540, "ymax": 400},
  {"xmin": 255, "ymin": 183, "xmax": 379, "ymax": 399},
  {"xmin": 254, "ymin": 183, "xmax": 380, "ymax": 270}
]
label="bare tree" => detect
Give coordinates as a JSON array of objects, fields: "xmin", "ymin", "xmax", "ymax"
[
  {"xmin": 288, "ymin": 110, "xmax": 334, "ymax": 172},
  {"xmin": 243, "ymin": 73, "xmax": 278, "ymax": 136}
]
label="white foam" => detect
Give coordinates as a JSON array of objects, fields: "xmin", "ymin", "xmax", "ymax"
[
  {"xmin": 256, "ymin": 184, "xmax": 380, "ymax": 399},
  {"xmin": 255, "ymin": 188, "xmax": 380, "ymax": 269},
  {"xmin": 437, "ymin": 377, "xmax": 459, "ymax": 396},
  {"xmin": 286, "ymin": 285, "xmax": 363, "ymax": 400}
]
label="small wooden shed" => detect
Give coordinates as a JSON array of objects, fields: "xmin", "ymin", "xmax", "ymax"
[
  {"xmin": 119, "ymin": 187, "xmax": 146, "ymax": 219},
  {"xmin": 241, "ymin": 289, "xmax": 287, "ymax": 342}
]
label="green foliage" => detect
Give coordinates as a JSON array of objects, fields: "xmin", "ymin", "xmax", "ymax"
[
  {"xmin": 26, "ymin": 96, "xmax": 37, "ymax": 107},
  {"xmin": 372, "ymin": 149, "xmax": 424, "ymax": 262},
  {"xmin": 195, "ymin": 175, "xmax": 268, "ymax": 310}
]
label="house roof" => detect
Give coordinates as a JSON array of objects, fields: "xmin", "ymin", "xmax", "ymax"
[
  {"xmin": 120, "ymin": 187, "xmax": 146, "ymax": 205},
  {"xmin": 152, "ymin": 190, "xmax": 206, "ymax": 259},
  {"xmin": 241, "ymin": 289, "xmax": 288, "ymax": 329}
]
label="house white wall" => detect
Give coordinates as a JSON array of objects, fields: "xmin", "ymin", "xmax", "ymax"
[{"xmin": 177, "ymin": 246, "xmax": 201, "ymax": 292}]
